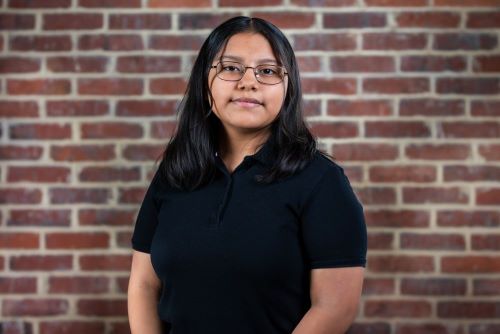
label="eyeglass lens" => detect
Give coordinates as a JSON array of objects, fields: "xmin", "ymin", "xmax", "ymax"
[{"xmin": 216, "ymin": 61, "xmax": 285, "ymax": 85}]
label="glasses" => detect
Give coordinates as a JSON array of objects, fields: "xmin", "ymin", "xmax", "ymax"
[{"xmin": 210, "ymin": 61, "xmax": 288, "ymax": 85}]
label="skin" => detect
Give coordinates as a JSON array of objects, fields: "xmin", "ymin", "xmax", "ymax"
[{"xmin": 208, "ymin": 32, "xmax": 288, "ymax": 172}]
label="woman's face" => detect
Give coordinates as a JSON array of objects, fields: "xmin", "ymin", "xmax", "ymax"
[{"xmin": 208, "ymin": 32, "xmax": 288, "ymax": 136}]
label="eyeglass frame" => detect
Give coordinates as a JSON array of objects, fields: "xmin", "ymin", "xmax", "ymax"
[{"xmin": 209, "ymin": 60, "xmax": 288, "ymax": 85}]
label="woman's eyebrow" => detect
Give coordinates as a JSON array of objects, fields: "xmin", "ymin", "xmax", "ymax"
[{"xmin": 220, "ymin": 55, "xmax": 278, "ymax": 64}]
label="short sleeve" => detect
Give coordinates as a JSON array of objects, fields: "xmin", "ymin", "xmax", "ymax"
[
  {"xmin": 131, "ymin": 167, "xmax": 162, "ymax": 253},
  {"xmin": 300, "ymin": 163, "xmax": 367, "ymax": 269}
]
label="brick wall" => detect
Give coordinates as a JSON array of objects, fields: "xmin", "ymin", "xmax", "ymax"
[{"xmin": 1, "ymin": 0, "xmax": 499, "ymax": 333}]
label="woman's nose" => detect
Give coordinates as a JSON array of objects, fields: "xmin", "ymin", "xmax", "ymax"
[{"xmin": 237, "ymin": 68, "xmax": 258, "ymax": 89}]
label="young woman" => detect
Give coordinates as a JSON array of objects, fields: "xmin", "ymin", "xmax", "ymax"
[{"xmin": 128, "ymin": 16, "xmax": 367, "ymax": 334}]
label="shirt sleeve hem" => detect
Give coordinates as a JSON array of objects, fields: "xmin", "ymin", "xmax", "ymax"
[
  {"xmin": 310, "ymin": 258, "xmax": 366, "ymax": 269},
  {"xmin": 131, "ymin": 241, "xmax": 151, "ymax": 254}
]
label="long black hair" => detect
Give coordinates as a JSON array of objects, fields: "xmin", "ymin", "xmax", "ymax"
[{"xmin": 156, "ymin": 16, "xmax": 332, "ymax": 192}]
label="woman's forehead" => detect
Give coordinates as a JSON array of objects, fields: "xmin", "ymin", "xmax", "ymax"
[{"xmin": 215, "ymin": 33, "xmax": 278, "ymax": 63}]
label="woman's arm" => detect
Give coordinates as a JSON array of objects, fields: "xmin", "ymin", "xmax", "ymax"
[
  {"xmin": 292, "ymin": 267, "xmax": 364, "ymax": 334},
  {"xmin": 128, "ymin": 250, "xmax": 163, "ymax": 334}
]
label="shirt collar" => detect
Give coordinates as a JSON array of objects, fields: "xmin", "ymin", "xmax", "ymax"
[{"xmin": 214, "ymin": 135, "xmax": 275, "ymax": 167}]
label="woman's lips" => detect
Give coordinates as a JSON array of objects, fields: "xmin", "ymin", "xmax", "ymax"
[{"xmin": 231, "ymin": 98, "xmax": 263, "ymax": 108}]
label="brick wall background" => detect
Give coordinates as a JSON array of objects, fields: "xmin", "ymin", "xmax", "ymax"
[{"xmin": 1, "ymin": 0, "xmax": 499, "ymax": 333}]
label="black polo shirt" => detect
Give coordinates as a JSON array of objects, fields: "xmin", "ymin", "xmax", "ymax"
[{"xmin": 131, "ymin": 136, "xmax": 367, "ymax": 334}]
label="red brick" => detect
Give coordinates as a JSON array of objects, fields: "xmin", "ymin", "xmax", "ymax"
[
  {"xmin": 116, "ymin": 231, "xmax": 133, "ymax": 249},
  {"xmin": 363, "ymin": 77, "xmax": 429, "ymax": 94},
  {"xmin": 401, "ymin": 56, "xmax": 466, "ymax": 72},
  {"xmin": 116, "ymin": 56, "xmax": 180, "ymax": 73},
  {"xmin": 40, "ymin": 321, "xmax": 105, "ymax": 334},
  {"xmin": 81, "ymin": 122, "xmax": 143, "ymax": 139},
  {"xmin": 79, "ymin": 0, "xmax": 140, "ymax": 7},
  {"xmin": 80, "ymin": 255, "xmax": 131, "ymax": 271},
  {"xmin": 149, "ymin": 35, "xmax": 204, "ymax": 51},
  {"xmin": 442, "ymin": 256, "xmax": 500, "ymax": 273},
  {"xmin": 109, "ymin": 14, "xmax": 171, "ymax": 30},
  {"xmin": 119, "ymin": 187, "xmax": 150, "ymax": 204},
  {"xmin": 396, "ymin": 12, "xmax": 460, "ymax": 28},
  {"xmin": 46, "ymin": 100, "xmax": 109, "ymax": 117},
  {"xmin": 46, "ymin": 232, "xmax": 109, "ymax": 249},
  {"xmin": 327, "ymin": 99, "xmax": 392, "ymax": 116},
  {"xmin": 365, "ymin": 0, "xmax": 427, "ymax": 5},
  {"xmin": 473, "ymin": 55, "xmax": 500, "ymax": 72},
  {"xmin": 51, "ymin": 145, "xmax": 116, "ymax": 161},
  {"xmin": 2, "ymin": 299, "xmax": 68, "ymax": 316},
  {"xmin": 308, "ymin": 122, "xmax": 358, "ymax": 138},
  {"xmin": 9, "ymin": 123, "xmax": 71, "ymax": 140},
  {"xmin": 473, "ymin": 279, "xmax": 500, "ymax": 295},
  {"xmin": 470, "ymin": 324, "xmax": 500, "ymax": 334},
  {"xmin": 0, "ymin": 57, "xmax": 40, "ymax": 73},
  {"xmin": 401, "ymin": 278, "xmax": 466, "ymax": 296},
  {"xmin": 370, "ymin": 166, "xmax": 436, "ymax": 183},
  {"xmin": 472, "ymin": 235, "xmax": 500, "ymax": 251},
  {"xmin": 444, "ymin": 165, "xmax": 500, "ymax": 182},
  {"xmin": 116, "ymin": 277, "xmax": 129, "ymax": 293},
  {"xmin": 437, "ymin": 210, "xmax": 500, "ymax": 227},
  {"xmin": 0, "ymin": 14, "xmax": 35, "ymax": 29},
  {"xmin": 297, "ymin": 57, "xmax": 322, "ymax": 73},
  {"xmin": 0, "ymin": 101, "xmax": 38, "ymax": 118},
  {"xmin": 348, "ymin": 322, "xmax": 391, "ymax": 334},
  {"xmin": 405, "ymin": 144, "xmax": 470, "ymax": 160},
  {"xmin": 365, "ymin": 121, "xmax": 431, "ymax": 138},
  {"xmin": 8, "ymin": 209, "xmax": 71, "ymax": 227},
  {"xmin": 324, "ymin": 13, "xmax": 386, "ymax": 28},
  {"xmin": 331, "ymin": 143, "xmax": 397, "ymax": 161},
  {"xmin": 437, "ymin": 78, "xmax": 499, "ymax": 94},
  {"xmin": 8, "ymin": 166, "xmax": 70, "ymax": 182},
  {"xmin": 365, "ymin": 300, "xmax": 432, "ymax": 317},
  {"xmin": 476, "ymin": 188, "xmax": 500, "ymax": 205},
  {"xmin": 368, "ymin": 232, "xmax": 393, "ymax": 250},
  {"xmin": 47, "ymin": 56, "xmax": 108, "ymax": 73},
  {"xmin": 179, "ymin": 13, "xmax": 246, "ymax": 30},
  {"xmin": 365, "ymin": 210, "xmax": 429, "ymax": 228},
  {"xmin": 362, "ymin": 278, "xmax": 395, "ymax": 295},
  {"xmin": 10, "ymin": 255, "xmax": 72, "ymax": 271},
  {"xmin": 10, "ymin": 35, "xmax": 72, "ymax": 51},
  {"xmin": 248, "ymin": 12, "xmax": 315, "ymax": 29},
  {"xmin": 438, "ymin": 301, "xmax": 500, "ymax": 318},
  {"xmin": 330, "ymin": 56, "xmax": 394, "ymax": 72},
  {"xmin": 78, "ymin": 209, "xmax": 136, "ymax": 226},
  {"xmin": 471, "ymin": 101, "xmax": 500, "ymax": 117},
  {"xmin": 78, "ymin": 78, "xmax": 143, "ymax": 95},
  {"xmin": 9, "ymin": 0, "xmax": 71, "ymax": 8},
  {"xmin": 49, "ymin": 188, "xmax": 111, "ymax": 204},
  {"xmin": 368, "ymin": 255, "xmax": 434, "ymax": 273},
  {"xmin": 302, "ymin": 78, "xmax": 356, "ymax": 94},
  {"xmin": 396, "ymin": 324, "xmax": 465, "ymax": 334},
  {"xmin": 467, "ymin": 12, "xmax": 500, "ymax": 28},
  {"xmin": 0, "ymin": 321, "xmax": 33, "ymax": 334},
  {"xmin": 294, "ymin": 33, "xmax": 356, "ymax": 51},
  {"xmin": 0, "ymin": 277, "xmax": 37, "ymax": 293},
  {"xmin": 478, "ymin": 144, "xmax": 500, "ymax": 161},
  {"xmin": 355, "ymin": 188, "xmax": 396, "ymax": 205},
  {"xmin": 149, "ymin": 78, "xmax": 187, "ymax": 95},
  {"xmin": 434, "ymin": 33, "xmax": 497, "ymax": 50},
  {"xmin": 149, "ymin": 0, "xmax": 211, "ymax": 6},
  {"xmin": 438, "ymin": 122, "xmax": 500, "ymax": 138},
  {"xmin": 436, "ymin": 0, "xmax": 500, "ymax": 5},
  {"xmin": 43, "ymin": 14, "xmax": 103, "ymax": 30},
  {"xmin": 80, "ymin": 166, "xmax": 140, "ymax": 182},
  {"xmin": 363, "ymin": 33, "xmax": 427, "ymax": 50},
  {"xmin": 402, "ymin": 187, "xmax": 468, "ymax": 204},
  {"xmin": 7, "ymin": 79, "xmax": 70, "ymax": 95},
  {"xmin": 405, "ymin": 98, "xmax": 460, "ymax": 119},
  {"xmin": 0, "ymin": 188, "xmax": 41, "ymax": 204},
  {"xmin": 219, "ymin": 0, "xmax": 280, "ymax": 5},
  {"xmin": 291, "ymin": 0, "xmax": 355, "ymax": 5},
  {"xmin": 49, "ymin": 276, "xmax": 109, "ymax": 293},
  {"xmin": 77, "ymin": 299, "xmax": 127, "ymax": 316},
  {"xmin": 116, "ymin": 100, "xmax": 177, "ymax": 117},
  {"xmin": 400, "ymin": 233, "xmax": 466, "ymax": 250},
  {"xmin": 122, "ymin": 144, "xmax": 164, "ymax": 160},
  {"xmin": 79, "ymin": 34, "xmax": 143, "ymax": 51},
  {"xmin": 0, "ymin": 145, "xmax": 42, "ymax": 160}
]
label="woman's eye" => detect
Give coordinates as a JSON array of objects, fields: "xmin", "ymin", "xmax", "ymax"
[
  {"xmin": 223, "ymin": 65, "xmax": 240, "ymax": 72},
  {"xmin": 259, "ymin": 67, "xmax": 277, "ymax": 75}
]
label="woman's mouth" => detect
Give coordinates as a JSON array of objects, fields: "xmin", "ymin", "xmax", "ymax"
[{"xmin": 231, "ymin": 98, "xmax": 263, "ymax": 108}]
